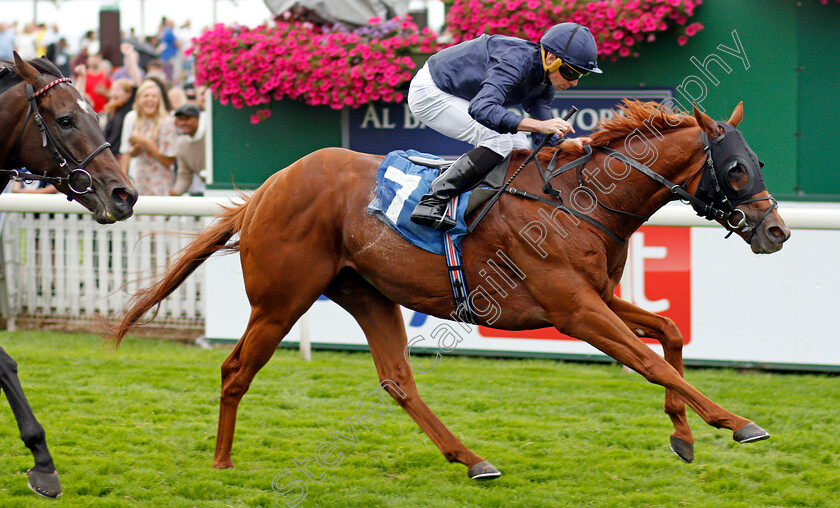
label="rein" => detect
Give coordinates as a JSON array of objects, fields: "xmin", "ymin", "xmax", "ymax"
[
  {"xmin": 508, "ymin": 130, "xmax": 777, "ymax": 244},
  {"xmin": 2, "ymin": 77, "xmax": 109, "ymax": 197},
  {"xmin": 467, "ymin": 107, "xmax": 578, "ymax": 234}
]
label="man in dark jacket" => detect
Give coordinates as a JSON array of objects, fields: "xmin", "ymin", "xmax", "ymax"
[{"xmin": 408, "ymin": 22, "xmax": 602, "ymax": 231}]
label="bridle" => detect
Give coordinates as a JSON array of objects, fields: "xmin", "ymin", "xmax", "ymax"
[
  {"xmin": 692, "ymin": 127, "xmax": 778, "ymax": 244},
  {"xmin": 508, "ymin": 122, "xmax": 778, "ymax": 245},
  {"xmin": 3, "ymin": 76, "xmax": 111, "ymax": 198}
]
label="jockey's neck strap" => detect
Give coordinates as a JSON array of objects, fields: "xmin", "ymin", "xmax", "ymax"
[
  {"xmin": 518, "ymin": 141, "xmax": 774, "ymax": 244},
  {"xmin": 507, "ymin": 187, "xmax": 628, "ymax": 245}
]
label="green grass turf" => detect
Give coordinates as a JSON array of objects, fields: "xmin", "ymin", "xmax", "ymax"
[{"xmin": 0, "ymin": 330, "xmax": 837, "ymax": 507}]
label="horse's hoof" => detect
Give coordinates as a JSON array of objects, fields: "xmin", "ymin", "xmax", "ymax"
[
  {"xmin": 27, "ymin": 468, "xmax": 62, "ymax": 499},
  {"xmin": 468, "ymin": 460, "xmax": 501, "ymax": 480},
  {"xmin": 213, "ymin": 460, "xmax": 234, "ymax": 469},
  {"xmin": 669, "ymin": 435, "xmax": 694, "ymax": 463},
  {"xmin": 733, "ymin": 422, "xmax": 770, "ymax": 444}
]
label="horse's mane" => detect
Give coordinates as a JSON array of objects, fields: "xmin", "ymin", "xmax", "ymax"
[
  {"xmin": 539, "ymin": 99, "xmax": 698, "ymax": 162},
  {"xmin": 0, "ymin": 56, "xmax": 65, "ymax": 80},
  {"xmin": 0, "ymin": 57, "xmax": 66, "ymax": 97}
]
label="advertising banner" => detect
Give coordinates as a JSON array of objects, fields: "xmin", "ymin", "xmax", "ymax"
[
  {"xmin": 344, "ymin": 88, "xmax": 674, "ymax": 157},
  {"xmin": 205, "ymin": 213, "xmax": 840, "ymax": 371}
]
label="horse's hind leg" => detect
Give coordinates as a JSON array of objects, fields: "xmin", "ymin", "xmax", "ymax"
[
  {"xmin": 324, "ymin": 270, "xmax": 499, "ymax": 480},
  {"xmin": 608, "ymin": 297, "xmax": 694, "ymax": 463},
  {"xmin": 0, "ymin": 346, "xmax": 62, "ymax": 498},
  {"xmin": 213, "ymin": 282, "xmax": 328, "ymax": 469}
]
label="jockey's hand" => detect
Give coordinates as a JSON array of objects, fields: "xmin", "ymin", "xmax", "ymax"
[
  {"xmin": 541, "ymin": 118, "xmax": 575, "ymax": 137},
  {"xmin": 518, "ymin": 117, "xmax": 575, "ymax": 138}
]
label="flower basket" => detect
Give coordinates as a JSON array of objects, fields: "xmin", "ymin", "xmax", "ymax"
[
  {"xmin": 446, "ymin": 0, "xmax": 704, "ymax": 60},
  {"xmin": 189, "ymin": 16, "xmax": 439, "ymax": 122}
]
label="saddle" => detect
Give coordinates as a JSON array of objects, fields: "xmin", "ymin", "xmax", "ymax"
[{"xmin": 406, "ymin": 154, "xmax": 511, "ymax": 216}]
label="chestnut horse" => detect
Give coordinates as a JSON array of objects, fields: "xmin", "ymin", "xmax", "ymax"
[
  {"xmin": 1, "ymin": 53, "xmax": 138, "ymax": 498},
  {"xmin": 112, "ymin": 101, "xmax": 789, "ymax": 480}
]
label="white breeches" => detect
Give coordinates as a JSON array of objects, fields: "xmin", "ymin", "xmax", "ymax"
[{"xmin": 407, "ymin": 64, "xmax": 531, "ymax": 158}]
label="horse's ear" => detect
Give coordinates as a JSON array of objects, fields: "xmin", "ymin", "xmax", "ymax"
[
  {"xmin": 727, "ymin": 101, "xmax": 743, "ymax": 128},
  {"xmin": 692, "ymin": 103, "xmax": 723, "ymax": 139},
  {"xmin": 12, "ymin": 51, "xmax": 44, "ymax": 87}
]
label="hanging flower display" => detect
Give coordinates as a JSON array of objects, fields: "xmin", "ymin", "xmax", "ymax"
[
  {"xmin": 191, "ymin": 2, "xmax": 708, "ymax": 121},
  {"xmin": 446, "ymin": 0, "xmax": 704, "ymax": 59},
  {"xmin": 189, "ymin": 16, "xmax": 439, "ymax": 120}
]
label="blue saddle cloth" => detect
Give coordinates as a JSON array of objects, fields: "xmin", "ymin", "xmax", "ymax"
[{"xmin": 367, "ymin": 150, "xmax": 471, "ymax": 256}]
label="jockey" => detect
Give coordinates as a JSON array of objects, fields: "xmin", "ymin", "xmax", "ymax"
[{"xmin": 408, "ymin": 22, "xmax": 602, "ymax": 231}]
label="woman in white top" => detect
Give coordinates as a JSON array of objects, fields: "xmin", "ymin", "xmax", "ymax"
[{"xmin": 119, "ymin": 80, "xmax": 177, "ymax": 195}]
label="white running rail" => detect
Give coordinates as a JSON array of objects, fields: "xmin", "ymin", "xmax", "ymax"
[
  {"xmin": 1, "ymin": 195, "xmax": 838, "ymax": 332},
  {"xmin": 0, "ymin": 195, "xmax": 243, "ymax": 330}
]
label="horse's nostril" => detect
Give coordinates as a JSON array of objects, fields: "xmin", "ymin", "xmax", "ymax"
[
  {"xmin": 113, "ymin": 187, "xmax": 138, "ymax": 207},
  {"xmin": 768, "ymin": 225, "xmax": 787, "ymax": 241}
]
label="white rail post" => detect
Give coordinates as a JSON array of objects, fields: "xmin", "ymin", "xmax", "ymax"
[{"xmin": 299, "ymin": 311, "xmax": 311, "ymax": 361}]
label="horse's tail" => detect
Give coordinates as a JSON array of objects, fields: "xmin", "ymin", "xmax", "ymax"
[{"xmin": 108, "ymin": 198, "xmax": 251, "ymax": 347}]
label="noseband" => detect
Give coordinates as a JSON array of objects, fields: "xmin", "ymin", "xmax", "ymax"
[{"xmin": 3, "ymin": 77, "xmax": 111, "ymax": 197}]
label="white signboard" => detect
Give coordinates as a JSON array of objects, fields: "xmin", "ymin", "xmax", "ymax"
[{"xmin": 205, "ymin": 207, "xmax": 840, "ymax": 371}]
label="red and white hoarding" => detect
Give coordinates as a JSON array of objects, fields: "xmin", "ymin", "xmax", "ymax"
[{"xmin": 205, "ymin": 204, "xmax": 840, "ymax": 371}]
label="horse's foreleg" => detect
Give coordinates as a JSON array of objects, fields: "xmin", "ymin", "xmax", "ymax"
[
  {"xmin": 607, "ymin": 297, "xmax": 694, "ymax": 462},
  {"xmin": 0, "ymin": 346, "xmax": 62, "ymax": 498},
  {"xmin": 557, "ymin": 293, "xmax": 766, "ymax": 443},
  {"xmin": 324, "ymin": 271, "xmax": 498, "ymax": 480}
]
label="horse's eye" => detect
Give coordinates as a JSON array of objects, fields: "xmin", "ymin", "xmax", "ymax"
[
  {"xmin": 727, "ymin": 164, "xmax": 749, "ymax": 191},
  {"xmin": 57, "ymin": 116, "xmax": 74, "ymax": 129}
]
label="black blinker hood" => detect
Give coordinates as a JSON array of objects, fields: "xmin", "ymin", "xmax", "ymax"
[{"xmin": 693, "ymin": 122, "xmax": 767, "ymax": 217}]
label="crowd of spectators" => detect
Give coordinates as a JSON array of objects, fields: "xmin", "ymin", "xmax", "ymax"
[{"xmin": 1, "ymin": 19, "xmax": 207, "ymax": 196}]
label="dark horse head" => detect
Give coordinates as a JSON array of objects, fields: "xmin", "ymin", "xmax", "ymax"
[{"xmin": 0, "ymin": 53, "xmax": 137, "ymax": 223}]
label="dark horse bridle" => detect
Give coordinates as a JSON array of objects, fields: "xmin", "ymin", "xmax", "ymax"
[
  {"xmin": 2, "ymin": 75, "xmax": 111, "ymax": 198},
  {"xmin": 509, "ymin": 121, "xmax": 778, "ymax": 245}
]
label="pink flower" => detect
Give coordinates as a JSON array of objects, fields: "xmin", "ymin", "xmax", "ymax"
[
  {"xmin": 685, "ymin": 22, "xmax": 703, "ymax": 36},
  {"xmin": 193, "ymin": 1, "xmax": 702, "ymax": 125}
]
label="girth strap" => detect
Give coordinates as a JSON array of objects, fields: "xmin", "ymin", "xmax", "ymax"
[{"xmin": 442, "ymin": 194, "xmax": 477, "ymax": 324}]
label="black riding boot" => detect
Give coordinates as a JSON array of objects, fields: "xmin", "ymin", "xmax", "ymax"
[{"xmin": 410, "ymin": 147, "xmax": 501, "ymax": 231}]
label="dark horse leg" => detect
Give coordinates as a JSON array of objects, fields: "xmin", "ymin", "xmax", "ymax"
[
  {"xmin": 324, "ymin": 269, "xmax": 499, "ymax": 480},
  {"xmin": 607, "ymin": 297, "xmax": 694, "ymax": 463},
  {"xmin": 0, "ymin": 346, "xmax": 62, "ymax": 499}
]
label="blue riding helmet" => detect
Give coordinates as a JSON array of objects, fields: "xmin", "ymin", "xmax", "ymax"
[{"xmin": 540, "ymin": 23, "xmax": 602, "ymax": 74}]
